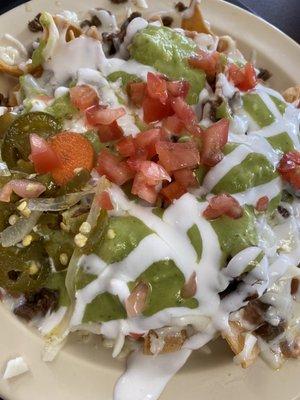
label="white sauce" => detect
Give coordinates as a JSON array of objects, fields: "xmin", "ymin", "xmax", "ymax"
[
  {"xmin": 203, "ymin": 144, "xmax": 251, "ymax": 192},
  {"xmin": 38, "ymin": 307, "xmax": 68, "ymax": 336},
  {"xmin": 216, "ymin": 73, "xmax": 236, "ymax": 98},
  {"xmin": 0, "ymin": 34, "xmax": 28, "ymax": 66},
  {"xmin": 135, "ymin": 0, "xmax": 149, "ymax": 9},
  {"xmin": 118, "ymin": 18, "xmax": 148, "ymax": 58},
  {"xmin": 114, "ymin": 349, "xmax": 191, "ymax": 400},
  {"xmin": 90, "ymin": 9, "xmax": 118, "ymax": 32},
  {"xmin": 45, "ymin": 36, "xmax": 107, "ymax": 85},
  {"xmin": 233, "ymin": 177, "xmax": 282, "ymax": 207},
  {"xmin": 56, "ymin": 10, "xmax": 80, "ymax": 25}
]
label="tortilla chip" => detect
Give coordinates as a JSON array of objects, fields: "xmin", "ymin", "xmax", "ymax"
[
  {"xmin": 143, "ymin": 329, "xmax": 187, "ymax": 355},
  {"xmin": 53, "ymin": 15, "xmax": 81, "ymax": 42},
  {"xmin": 181, "ymin": 0, "xmax": 212, "ymax": 34},
  {"xmin": 0, "ymin": 60, "xmax": 24, "ymax": 78},
  {"xmin": 222, "ymin": 321, "xmax": 259, "ymax": 368}
]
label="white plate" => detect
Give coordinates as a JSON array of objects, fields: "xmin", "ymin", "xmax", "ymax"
[{"xmin": 0, "ymin": 1, "xmax": 300, "ymax": 400}]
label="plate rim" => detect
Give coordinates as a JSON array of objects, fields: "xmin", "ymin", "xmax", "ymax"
[{"xmin": 0, "ymin": 1, "xmax": 300, "ymax": 400}]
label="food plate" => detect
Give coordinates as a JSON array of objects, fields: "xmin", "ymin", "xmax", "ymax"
[{"xmin": 0, "ymin": 1, "xmax": 300, "ymax": 400}]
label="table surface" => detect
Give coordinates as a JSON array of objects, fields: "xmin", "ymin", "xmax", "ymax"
[{"xmin": 0, "ymin": 0, "xmax": 299, "ymax": 43}]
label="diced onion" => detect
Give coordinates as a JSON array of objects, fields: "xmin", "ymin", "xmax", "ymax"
[
  {"xmin": 0, "ymin": 211, "xmax": 41, "ymax": 247},
  {"xmin": 27, "ymin": 190, "xmax": 95, "ymax": 212}
]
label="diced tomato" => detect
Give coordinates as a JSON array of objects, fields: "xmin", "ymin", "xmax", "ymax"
[
  {"xmin": 142, "ymin": 95, "xmax": 174, "ymax": 123},
  {"xmin": 188, "ymin": 50, "xmax": 221, "ymax": 79},
  {"xmin": 135, "ymin": 128, "xmax": 162, "ymax": 148},
  {"xmin": 162, "ymin": 115, "xmax": 185, "ymax": 135},
  {"xmin": 127, "ymin": 82, "xmax": 147, "ymax": 107},
  {"xmin": 171, "ymin": 97, "xmax": 197, "ymax": 125},
  {"xmin": 138, "ymin": 161, "xmax": 171, "ymax": 185},
  {"xmin": 147, "ymin": 73, "xmax": 168, "ymax": 105},
  {"xmin": 86, "ymin": 105, "xmax": 126, "ymax": 126},
  {"xmin": 127, "ymin": 147, "xmax": 149, "ymax": 171},
  {"xmin": 228, "ymin": 64, "xmax": 244, "ymax": 87},
  {"xmin": 170, "ymin": 97, "xmax": 201, "ymax": 136},
  {"xmin": 228, "ymin": 62, "xmax": 257, "ymax": 91},
  {"xmin": 201, "ymin": 118, "xmax": 229, "ymax": 167},
  {"xmin": 98, "ymin": 191, "xmax": 113, "ymax": 210},
  {"xmin": 116, "ymin": 136, "xmax": 136, "ymax": 157},
  {"xmin": 278, "ymin": 151, "xmax": 300, "ymax": 173},
  {"xmin": 97, "ymin": 149, "xmax": 134, "ymax": 185},
  {"xmin": 98, "ymin": 121, "xmax": 123, "ymax": 142},
  {"xmin": 132, "ymin": 172, "xmax": 158, "ymax": 204},
  {"xmin": 70, "ymin": 85, "xmax": 99, "ymax": 111},
  {"xmin": 127, "ymin": 159, "xmax": 170, "ymax": 184},
  {"xmin": 160, "ymin": 181, "xmax": 186, "ymax": 202},
  {"xmin": 278, "ymin": 151, "xmax": 300, "ymax": 190},
  {"xmin": 173, "ymin": 168, "xmax": 198, "ymax": 188},
  {"xmin": 131, "ymin": 147, "xmax": 149, "ymax": 161},
  {"xmin": 156, "ymin": 141, "xmax": 200, "ymax": 172},
  {"xmin": 203, "ymin": 194, "xmax": 243, "ymax": 220},
  {"xmin": 256, "ymin": 196, "xmax": 269, "ymax": 212},
  {"xmin": 29, "ymin": 133, "xmax": 61, "ymax": 174},
  {"xmin": 135, "ymin": 128, "xmax": 162, "ymax": 157},
  {"xmin": 166, "ymin": 80, "xmax": 190, "ymax": 98}
]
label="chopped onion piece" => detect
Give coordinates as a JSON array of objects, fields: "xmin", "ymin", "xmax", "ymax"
[
  {"xmin": 27, "ymin": 190, "xmax": 95, "ymax": 212},
  {"xmin": 3, "ymin": 357, "xmax": 29, "ymax": 379},
  {"xmin": 0, "ymin": 211, "xmax": 41, "ymax": 247}
]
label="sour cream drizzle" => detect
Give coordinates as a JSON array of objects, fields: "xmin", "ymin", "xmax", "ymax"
[
  {"xmin": 242, "ymin": 86, "xmax": 300, "ymax": 149},
  {"xmin": 71, "ymin": 190, "xmax": 224, "ymax": 329}
]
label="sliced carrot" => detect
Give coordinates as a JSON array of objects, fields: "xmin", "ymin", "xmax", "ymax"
[{"xmin": 50, "ymin": 132, "xmax": 94, "ymax": 186}]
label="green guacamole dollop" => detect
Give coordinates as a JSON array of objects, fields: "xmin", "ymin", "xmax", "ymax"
[{"xmin": 130, "ymin": 25, "xmax": 205, "ymax": 104}]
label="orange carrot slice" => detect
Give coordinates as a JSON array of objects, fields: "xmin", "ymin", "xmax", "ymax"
[{"xmin": 50, "ymin": 132, "xmax": 94, "ymax": 186}]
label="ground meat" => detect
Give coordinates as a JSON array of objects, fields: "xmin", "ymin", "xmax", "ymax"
[
  {"xmin": 243, "ymin": 300, "xmax": 269, "ymax": 325},
  {"xmin": 257, "ymin": 68, "xmax": 272, "ymax": 82},
  {"xmin": 28, "ymin": 13, "xmax": 43, "ymax": 32},
  {"xmin": 80, "ymin": 14, "xmax": 102, "ymax": 29},
  {"xmin": 207, "ymin": 98, "xmax": 223, "ymax": 122},
  {"xmin": 14, "ymin": 288, "xmax": 59, "ymax": 322},
  {"xmin": 102, "ymin": 32, "xmax": 120, "ymax": 56},
  {"xmin": 0, "ymin": 93, "xmax": 9, "ymax": 107},
  {"xmin": 162, "ymin": 16, "xmax": 174, "ymax": 27},
  {"xmin": 80, "ymin": 19, "xmax": 92, "ymax": 28},
  {"xmin": 280, "ymin": 337, "xmax": 300, "ymax": 358},
  {"xmin": 277, "ymin": 205, "xmax": 291, "ymax": 218},
  {"xmin": 219, "ymin": 278, "xmax": 241, "ymax": 299},
  {"xmin": 102, "ymin": 12, "xmax": 142, "ymax": 56},
  {"xmin": 255, "ymin": 321, "xmax": 286, "ymax": 342},
  {"xmin": 175, "ymin": 2, "xmax": 188, "ymax": 12},
  {"xmin": 119, "ymin": 11, "xmax": 142, "ymax": 39},
  {"xmin": 229, "ymin": 91, "xmax": 243, "ymax": 112},
  {"xmin": 91, "ymin": 15, "xmax": 102, "ymax": 27},
  {"xmin": 291, "ymin": 278, "xmax": 300, "ymax": 295},
  {"xmin": 110, "ymin": 0, "xmax": 128, "ymax": 3}
]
